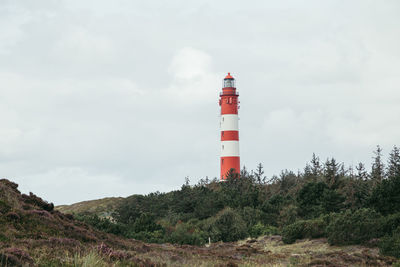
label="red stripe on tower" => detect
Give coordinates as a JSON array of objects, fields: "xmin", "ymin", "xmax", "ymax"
[{"xmin": 219, "ymin": 72, "xmax": 240, "ymax": 180}]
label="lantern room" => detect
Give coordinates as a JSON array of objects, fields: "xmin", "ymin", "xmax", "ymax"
[{"xmin": 223, "ymin": 72, "xmax": 235, "ymax": 88}]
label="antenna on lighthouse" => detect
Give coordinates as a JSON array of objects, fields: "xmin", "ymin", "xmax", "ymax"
[{"xmin": 219, "ymin": 73, "xmax": 240, "ymax": 180}]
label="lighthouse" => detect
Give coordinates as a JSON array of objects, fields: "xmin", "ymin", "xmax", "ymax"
[{"xmin": 219, "ymin": 73, "xmax": 240, "ymax": 180}]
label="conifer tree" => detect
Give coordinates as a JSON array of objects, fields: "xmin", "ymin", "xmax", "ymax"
[
  {"xmin": 311, "ymin": 153, "xmax": 322, "ymax": 177},
  {"xmin": 356, "ymin": 162, "xmax": 369, "ymax": 181},
  {"xmin": 254, "ymin": 163, "xmax": 265, "ymax": 184},
  {"xmin": 324, "ymin": 158, "xmax": 341, "ymax": 189},
  {"xmin": 371, "ymin": 145, "xmax": 385, "ymax": 185},
  {"xmin": 387, "ymin": 146, "xmax": 400, "ymax": 179}
]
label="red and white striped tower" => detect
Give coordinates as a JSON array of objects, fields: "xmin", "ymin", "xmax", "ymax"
[{"xmin": 219, "ymin": 72, "xmax": 240, "ymax": 180}]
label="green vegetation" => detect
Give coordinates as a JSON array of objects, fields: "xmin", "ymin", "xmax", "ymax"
[
  {"xmin": 1, "ymin": 145, "xmax": 400, "ymax": 265},
  {"xmin": 72, "ymin": 146, "xmax": 400, "ymax": 259},
  {"xmin": 57, "ymin": 197, "xmax": 124, "ymax": 218}
]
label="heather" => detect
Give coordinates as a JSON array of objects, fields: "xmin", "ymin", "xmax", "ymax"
[
  {"xmin": 2, "ymin": 176, "xmax": 395, "ymax": 266},
  {"xmin": 73, "ymin": 146, "xmax": 400, "ymax": 259},
  {"xmin": 1, "ymin": 147, "xmax": 400, "ymax": 265}
]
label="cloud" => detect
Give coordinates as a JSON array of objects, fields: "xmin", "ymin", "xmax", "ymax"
[{"xmin": 167, "ymin": 47, "xmax": 220, "ymax": 104}]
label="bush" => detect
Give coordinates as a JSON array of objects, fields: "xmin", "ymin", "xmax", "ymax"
[
  {"xmin": 132, "ymin": 213, "xmax": 162, "ymax": 233},
  {"xmin": 0, "ymin": 200, "xmax": 11, "ymax": 214},
  {"xmin": 379, "ymin": 226, "xmax": 400, "ymax": 258},
  {"xmin": 282, "ymin": 217, "xmax": 327, "ymax": 244},
  {"xmin": 76, "ymin": 214, "xmax": 126, "ymax": 236},
  {"xmin": 326, "ymin": 208, "xmax": 382, "ymax": 245},
  {"xmin": 278, "ymin": 204, "xmax": 298, "ymax": 226},
  {"xmin": 129, "ymin": 230, "xmax": 164, "ymax": 244},
  {"xmin": 21, "ymin": 192, "xmax": 54, "ymax": 211},
  {"xmin": 240, "ymin": 207, "xmax": 265, "ymax": 228},
  {"xmin": 249, "ymin": 222, "xmax": 279, "ymax": 238},
  {"xmin": 166, "ymin": 221, "xmax": 207, "ymax": 245},
  {"xmin": 381, "ymin": 212, "xmax": 400, "ymax": 235},
  {"xmin": 203, "ymin": 207, "xmax": 247, "ymax": 242}
]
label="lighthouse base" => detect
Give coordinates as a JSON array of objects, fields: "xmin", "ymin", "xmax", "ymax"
[{"xmin": 220, "ymin": 156, "xmax": 240, "ymax": 180}]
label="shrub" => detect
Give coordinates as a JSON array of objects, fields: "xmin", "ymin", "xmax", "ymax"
[
  {"xmin": 21, "ymin": 192, "xmax": 54, "ymax": 211},
  {"xmin": 379, "ymin": 226, "xmax": 400, "ymax": 258},
  {"xmin": 278, "ymin": 204, "xmax": 298, "ymax": 226},
  {"xmin": 0, "ymin": 248, "xmax": 34, "ymax": 266},
  {"xmin": 240, "ymin": 207, "xmax": 265, "ymax": 228},
  {"xmin": 76, "ymin": 214, "xmax": 126, "ymax": 236},
  {"xmin": 282, "ymin": 217, "xmax": 327, "ymax": 244},
  {"xmin": 249, "ymin": 222, "xmax": 279, "ymax": 238},
  {"xmin": 5, "ymin": 211, "xmax": 20, "ymax": 221},
  {"xmin": 166, "ymin": 221, "xmax": 207, "ymax": 245},
  {"xmin": 129, "ymin": 230, "xmax": 164, "ymax": 244},
  {"xmin": 0, "ymin": 200, "xmax": 11, "ymax": 214},
  {"xmin": 326, "ymin": 208, "xmax": 382, "ymax": 245},
  {"xmin": 203, "ymin": 207, "xmax": 247, "ymax": 242},
  {"xmin": 133, "ymin": 212, "xmax": 161, "ymax": 233},
  {"xmin": 381, "ymin": 212, "xmax": 400, "ymax": 235}
]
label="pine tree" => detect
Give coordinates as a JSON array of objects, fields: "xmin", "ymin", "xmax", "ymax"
[
  {"xmin": 371, "ymin": 145, "xmax": 385, "ymax": 185},
  {"xmin": 387, "ymin": 146, "xmax": 400, "ymax": 179},
  {"xmin": 324, "ymin": 158, "xmax": 341, "ymax": 189},
  {"xmin": 311, "ymin": 153, "xmax": 322, "ymax": 177},
  {"xmin": 355, "ymin": 162, "xmax": 369, "ymax": 181},
  {"xmin": 254, "ymin": 163, "xmax": 265, "ymax": 184}
]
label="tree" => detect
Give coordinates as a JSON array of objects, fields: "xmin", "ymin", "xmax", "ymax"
[
  {"xmin": 324, "ymin": 158, "xmax": 342, "ymax": 189},
  {"xmin": 311, "ymin": 153, "xmax": 322, "ymax": 177},
  {"xmin": 297, "ymin": 182, "xmax": 344, "ymax": 218},
  {"xmin": 254, "ymin": 163, "xmax": 266, "ymax": 184},
  {"xmin": 387, "ymin": 146, "xmax": 400, "ymax": 179},
  {"xmin": 355, "ymin": 162, "xmax": 369, "ymax": 181},
  {"xmin": 369, "ymin": 174, "xmax": 400, "ymax": 215},
  {"xmin": 278, "ymin": 170, "xmax": 297, "ymax": 193},
  {"xmin": 226, "ymin": 168, "xmax": 240, "ymax": 180},
  {"xmin": 371, "ymin": 145, "xmax": 385, "ymax": 185}
]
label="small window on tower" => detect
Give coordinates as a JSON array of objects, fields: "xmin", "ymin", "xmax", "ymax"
[
  {"xmin": 222, "ymin": 131, "xmax": 224, "ymax": 137},
  {"xmin": 222, "ymin": 145, "xmax": 224, "ymax": 150},
  {"xmin": 222, "ymin": 159, "xmax": 224, "ymax": 165}
]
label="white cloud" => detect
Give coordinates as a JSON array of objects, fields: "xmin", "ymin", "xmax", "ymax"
[{"xmin": 167, "ymin": 47, "xmax": 220, "ymax": 104}]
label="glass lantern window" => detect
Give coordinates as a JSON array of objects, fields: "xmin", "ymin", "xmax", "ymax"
[{"xmin": 224, "ymin": 79, "xmax": 235, "ymax": 88}]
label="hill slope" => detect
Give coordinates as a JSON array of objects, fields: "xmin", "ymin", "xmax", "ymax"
[
  {"xmin": 56, "ymin": 197, "xmax": 123, "ymax": 218},
  {"xmin": 0, "ymin": 179, "xmax": 397, "ymax": 266}
]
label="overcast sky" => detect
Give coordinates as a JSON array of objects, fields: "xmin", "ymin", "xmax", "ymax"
[{"xmin": 1, "ymin": 0, "xmax": 399, "ymax": 205}]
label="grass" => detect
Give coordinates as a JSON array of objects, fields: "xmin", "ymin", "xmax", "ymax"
[{"xmin": 73, "ymin": 251, "xmax": 109, "ymax": 267}]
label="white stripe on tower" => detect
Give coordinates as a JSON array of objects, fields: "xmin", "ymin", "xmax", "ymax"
[
  {"xmin": 220, "ymin": 114, "xmax": 239, "ymax": 131},
  {"xmin": 221, "ymin": 141, "xmax": 240, "ymax": 157}
]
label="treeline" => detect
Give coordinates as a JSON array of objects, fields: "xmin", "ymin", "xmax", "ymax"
[{"xmin": 77, "ymin": 146, "xmax": 400, "ymax": 258}]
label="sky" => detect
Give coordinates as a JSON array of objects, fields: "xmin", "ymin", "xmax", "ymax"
[{"xmin": 1, "ymin": 0, "xmax": 400, "ymax": 205}]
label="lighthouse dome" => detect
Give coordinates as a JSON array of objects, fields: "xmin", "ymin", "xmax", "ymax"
[{"xmin": 224, "ymin": 72, "xmax": 234, "ymax": 80}]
